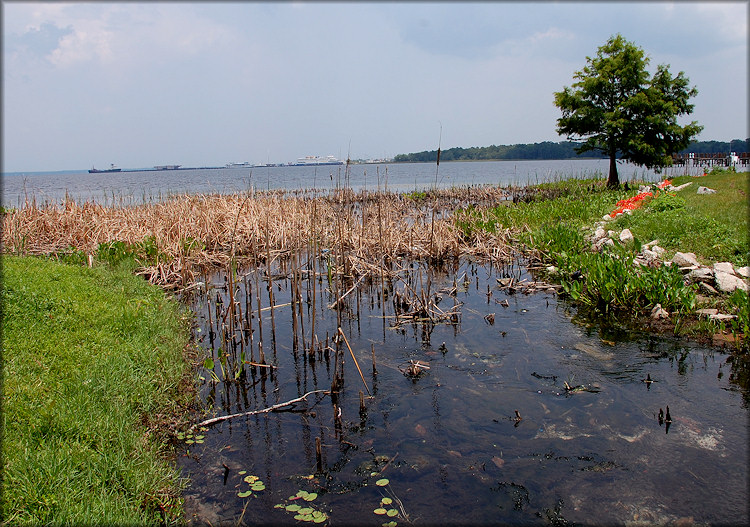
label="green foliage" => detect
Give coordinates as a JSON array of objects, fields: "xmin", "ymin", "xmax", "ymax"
[
  {"xmin": 1, "ymin": 256, "xmax": 192, "ymax": 524},
  {"xmin": 55, "ymin": 246, "xmax": 88, "ymax": 266},
  {"xmin": 554, "ymin": 34, "xmax": 702, "ymax": 186},
  {"xmin": 648, "ymin": 193, "xmax": 685, "ymax": 212},
  {"xmin": 97, "ymin": 240, "xmax": 136, "ymax": 265},
  {"xmin": 405, "ymin": 190, "xmax": 428, "ymax": 202},
  {"xmin": 534, "ymin": 225, "xmax": 697, "ymax": 316}
]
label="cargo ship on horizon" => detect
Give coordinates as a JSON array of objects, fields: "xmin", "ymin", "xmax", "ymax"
[{"xmin": 88, "ymin": 164, "xmax": 122, "ymax": 173}]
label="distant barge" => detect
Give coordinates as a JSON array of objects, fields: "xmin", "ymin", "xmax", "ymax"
[{"xmin": 88, "ymin": 164, "xmax": 122, "ymax": 173}]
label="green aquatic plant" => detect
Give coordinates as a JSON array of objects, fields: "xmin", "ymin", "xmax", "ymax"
[
  {"xmin": 273, "ymin": 489, "xmax": 327, "ymax": 523},
  {"xmin": 236, "ymin": 474, "xmax": 265, "ymax": 498}
]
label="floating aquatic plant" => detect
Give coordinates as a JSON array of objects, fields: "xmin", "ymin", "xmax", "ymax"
[{"xmin": 274, "ymin": 489, "xmax": 328, "ymax": 523}]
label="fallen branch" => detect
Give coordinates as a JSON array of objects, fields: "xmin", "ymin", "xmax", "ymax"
[{"xmin": 194, "ymin": 389, "xmax": 329, "ymax": 429}]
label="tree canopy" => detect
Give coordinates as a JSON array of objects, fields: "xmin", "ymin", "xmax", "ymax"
[{"xmin": 554, "ymin": 34, "xmax": 702, "ymax": 187}]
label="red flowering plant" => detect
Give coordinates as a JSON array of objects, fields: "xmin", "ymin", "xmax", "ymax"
[{"xmin": 608, "ymin": 180, "xmax": 671, "ymax": 218}]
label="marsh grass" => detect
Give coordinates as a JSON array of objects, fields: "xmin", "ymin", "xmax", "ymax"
[
  {"xmin": 1, "ymin": 256, "xmax": 194, "ymax": 524},
  {"xmin": 2, "ymin": 187, "xmax": 519, "ymax": 288}
]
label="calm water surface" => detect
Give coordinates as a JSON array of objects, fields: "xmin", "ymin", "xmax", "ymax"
[
  {"xmin": 178, "ymin": 258, "xmax": 748, "ymax": 526},
  {"xmin": 2, "ymin": 159, "xmax": 689, "ymax": 208}
]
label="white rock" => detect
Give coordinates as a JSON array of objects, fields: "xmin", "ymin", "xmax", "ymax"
[
  {"xmin": 602, "ymin": 214, "xmax": 614, "ymax": 221},
  {"xmin": 696, "ymin": 308, "xmax": 719, "ymax": 318},
  {"xmin": 671, "ymin": 252, "xmax": 700, "ymax": 267},
  {"xmin": 713, "ymin": 262, "xmax": 735, "ymax": 275},
  {"xmin": 737, "ymin": 266, "xmax": 750, "ymax": 279},
  {"xmin": 697, "ymin": 186, "xmax": 716, "ymax": 195},
  {"xmin": 619, "ymin": 229, "xmax": 634, "ymax": 243},
  {"xmin": 714, "ymin": 271, "xmax": 749, "ymax": 293},
  {"xmin": 641, "ymin": 249, "xmax": 659, "ymax": 261},
  {"xmin": 595, "ymin": 238, "xmax": 615, "ymax": 251},
  {"xmin": 709, "ymin": 313, "xmax": 737, "ymax": 322},
  {"xmin": 687, "ymin": 267, "xmax": 714, "ymax": 283},
  {"xmin": 594, "ymin": 227, "xmax": 606, "ymax": 240},
  {"xmin": 671, "ymin": 182, "xmax": 693, "ymax": 191},
  {"xmin": 608, "ymin": 230, "xmax": 616, "ymax": 238},
  {"xmin": 546, "ymin": 265, "xmax": 558, "ymax": 274},
  {"xmin": 651, "ymin": 245, "xmax": 665, "ymax": 256},
  {"xmin": 651, "ymin": 304, "xmax": 670, "ymax": 320}
]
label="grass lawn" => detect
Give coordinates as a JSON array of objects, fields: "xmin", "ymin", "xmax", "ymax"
[
  {"xmin": 2, "ymin": 256, "xmax": 194, "ymax": 525},
  {"xmin": 610, "ymin": 170, "xmax": 749, "ymax": 267}
]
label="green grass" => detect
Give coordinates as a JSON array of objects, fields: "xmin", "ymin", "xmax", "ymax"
[
  {"xmin": 2, "ymin": 255, "xmax": 193, "ymax": 525},
  {"xmin": 455, "ymin": 177, "xmax": 632, "ymax": 239},
  {"xmin": 610, "ymin": 169, "xmax": 749, "ymax": 267}
]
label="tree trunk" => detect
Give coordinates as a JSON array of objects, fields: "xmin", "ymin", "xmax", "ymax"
[{"xmin": 607, "ymin": 153, "xmax": 619, "ymax": 188}]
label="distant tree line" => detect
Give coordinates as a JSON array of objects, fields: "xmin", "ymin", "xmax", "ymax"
[{"xmin": 392, "ymin": 138, "xmax": 750, "ymax": 163}]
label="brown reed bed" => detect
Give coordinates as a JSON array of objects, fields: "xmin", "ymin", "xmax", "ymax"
[{"xmin": 2, "ymin": 186, "xmax": 518, "ymax": 289}]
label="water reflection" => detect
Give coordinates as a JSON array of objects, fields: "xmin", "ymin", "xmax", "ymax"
[{"xmin": 178, "ymin": 258, "xmax": 748, "ymax": 526}]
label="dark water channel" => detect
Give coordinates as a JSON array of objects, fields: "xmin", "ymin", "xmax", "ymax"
[{"xmin": 178, "ymin": 257, "xmax": 748, "ymax": 526}]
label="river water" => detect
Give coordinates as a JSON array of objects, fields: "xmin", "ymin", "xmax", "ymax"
[
  {"xmin": 178, "ymin": 258, "xmax": 748, "ymax": 526},
  {"xmin": 1, "ymin": 158, "xmax": 693, "ymax": 208}
]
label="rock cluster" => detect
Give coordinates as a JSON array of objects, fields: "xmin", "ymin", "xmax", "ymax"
[{"xmin": 585, "ymin": 224, "xmax": 748, "ymax": 322}]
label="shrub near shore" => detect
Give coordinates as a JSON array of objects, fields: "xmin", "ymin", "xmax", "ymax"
[{"xmin": 1, "ymin": 256, "xmax": 194, "ymax": 524}]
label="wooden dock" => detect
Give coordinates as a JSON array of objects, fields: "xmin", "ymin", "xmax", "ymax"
[{"xmin": 671, "ymin": 152, "xmax": 749, "ymax": 167}]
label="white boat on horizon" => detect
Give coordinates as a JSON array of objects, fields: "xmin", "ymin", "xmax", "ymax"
[{"xmin": 289, "ymin": 155, "xmax": 344, "ymax": 166}]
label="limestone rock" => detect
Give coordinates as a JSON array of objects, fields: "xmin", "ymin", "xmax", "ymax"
[
  {"xmin": 619, "ymin": 229, "xmax": 634, "ymax": 244},
  {"xmin": 651, "ymin": 304, "xmax": 670, "ymax": 320},
  {"xmin": 697, "ymin": 186, "xmax": 716, "ymax": 195},
  {"xmin": 713, "ymin": 262, "xmax": 735, "ymax": 275},
  {"xmin": 737, "ymin": 266, "xmax": 750, "ymax": 279},
  {"xmin": 594, "ymin": 227, "xmax": 606, "ymax": 240},
  {"xmin": 709, "ymin": 313, "xmax": 737, "ymax": 322},
  {"xmin": 650, "ymin": 245, "xmax": 665, "ymax": 257},
  {"xmin": 696, "ymin": 308, "xmax": 719, "ymax": 318},
  {"xmin": 671, "ymin": 182, "xmax": 693, "ymax": 191},
  {"xmin": 714, "ymin": 271, "xmax": 749, "ymax": 293},
  {"xmin": 687, "ymin": 267, "xmax": 714, "ymax": 284},
  {"xmin": 671, "ymin": 252, "xmax": 700, "ymax": 267}
]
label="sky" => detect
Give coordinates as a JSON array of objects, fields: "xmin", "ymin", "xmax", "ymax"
[{"xmin": 2, "ymin": 1, "xmax": 748, "ymax": 172}]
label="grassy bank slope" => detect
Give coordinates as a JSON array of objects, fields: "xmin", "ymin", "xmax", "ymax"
[{"xmin": 1, "ymin": 256, "xmax": 193, "ymax": 524}]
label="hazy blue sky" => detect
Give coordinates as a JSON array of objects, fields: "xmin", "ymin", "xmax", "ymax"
[{"xmin": 3, "ymin": 1, "xmax": 747, "ymax": 172}]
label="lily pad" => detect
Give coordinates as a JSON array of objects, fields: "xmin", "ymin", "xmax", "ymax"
[
  {"xmin": 387, "ymin": 508, "xmax": 398, "ymax": 517},
  {"xmin": 381, "ymin": 497, "xmax": 393, "ymax": 505},
  {"xmin": 286, "ymin": 504, "xmax": 301, "ymax": 512},
  {"xmin": 313, "ymin": 516, "xmax": 327, "ymax": 524},
  {"xmin": 303, "ymin": 492, "xmax": 317, "ymax": 501},
  {"xmin": 237, "ymin": 490, "xmax": 252, "ymax": 498},
  {"xmin": 238, "ymin": 470, "xmax": 247, "ymax": 475},
  {"xmin": 375, "ymin": 478, "xmax": 390, "ymax": 487},
  {"xmin": 374, "ymin": 508, "xmax": 387, "ymax": 515},
  {"xmin": 251, "ymin": 483, "xmax": 266, "ymax": 491},
  {"xmin": 298, "ymin": 507, "xmax": 314, "ymax": 515},
  {"xmin": 244, "ymin": 475, "xmax": 258, "ymax": 484},
  {"xmin": 382, "ymin": 522, "xmax": 398, "ymax": 527},
  {"xmin": 185, "ymin": 439, "xmax": 194, "ymax": 445}
]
